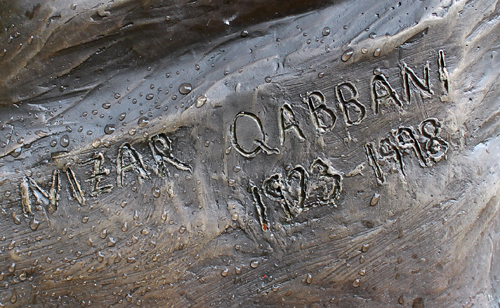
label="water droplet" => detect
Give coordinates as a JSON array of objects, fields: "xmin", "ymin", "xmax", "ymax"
[
  {"xmin": 179, "ymin": 226, "xmax": 186, "ymax": 234},
  {"xmin": 322, "ymin": 27, "xmax": 330, "ymax": 36},
  {"xmin": 146, "ymin": 93, "xmax": 154, "ymax": 100},
  {"xmin": 82, "ymin": 216, "xmax": 89, "ymax": 223},
  {"xmin": 97, "ymin": 251, "xmax": 105, "ymax": 263},
  {"xmin": 306, "ymin": 273, "xmax": 313, "ymax": 284},
  {"xmin": 370, "ymin": 193, "xmax": 380, "ymax": 206},
  {"xmin": 100, "ymin": 228, "xmax": 107, "ymax": 239},
  {"xmin": 10, "ymin": 290, "xmax": 17, "ymax": 304},
  {"xmin": 7, "ymin": 241, "xmax": 15, "ymax": 250},
  {"xmin": 114, "ymin": 93, "xmax": 121, "ymax": 99},
  {"xmin": 195, "ymin": 64, "xmax": 200, "ymax": 70},
  {"xmin": 264, "ymin": 76, "xmax": 272, "ymax": 83},
  {"xmin": 221, "ymin": 268, "xmax": 229, "ymax": 277},
  {"xmin": 8, "ymin": 263, "xmax": 15, "ymax": 273},
  {"xmin": 12, "ymin": 213, "xmax": 21, "ymax": 225},
  {"xmin": 398, "ymin": 295, "xmax": 405, "ymax": 304},
  {"xmin": 361, "ymin": 47, "xmax": 368, "ymax": 54},
  {"xmin": 118, "ymin": 113, "xmax": 127, "ymax": 121},
  {"xmin": 369, "ymin": 32, "xmax": 377, "ymax": 39},
  {"xmin": 341, "ymin": 49, "xmax": 354, "ymax": 62},
  {"xmin": 71, "ymin": 3, "xmax": 77, "ymax": 10},
  {"xmin": 122, "ymin": 222, "xmax": 128, "ymax": 232},
  {"xmin": 102, "ymin": 103, "xmax": 111, "ymax": 109},
  {"xmin": 30, "ymin": 218, "xmax": 40, "ymax": 230},
  {"xmin": 161, "ymin": 210, "xmax": 168, "ymax": 221},
  {"xmin": 231, "ymin": 213, "xmax": 239, "ymax": 221},
  {"xmin": 318, "ymin": 72, "xmax": 324, "ymax": 78},
  {"xmin": 196, "ymin": 95, "xmax": 208, "ymax": 108},
  {"xmin": 152, "ymin": 187, "xmax": 161, "ymax": 198},
  {"xmin": 60, "ymin": 135, "xmax": 70, "ymax": 147},
  {"xmin": 361, "ymin": 243, "xmax": 370, "ymax": 252},
  {"xmin": 358, "ymin": 268, "xmax": 366, "ymax": 276},
  {"xmin": 250, "ymin": 260, "xmax": 259, "ymax": 268},
  {"xmin": 353, "ymin": 278, "xmax": 360, "ymax": 287},
  {"xmin": 107, "ymin": 237, "xmax": 116, "ymax": 247},
  {"xmin": 137, "ymin": 117, "xmax": 149, "ymax": 127},
  {"xmin": 373, "ymin": 48, "xmax": 381, "ymax": 57},
  {"xmin": 27, "ymin": 36, "xmax": 34, "ymax": 45},
  {"xmin": 128, "ymin": 128, "xmax": 137, "ymax": 136},
  {"xmin": 120, "ymin": 200, "xmax": 128, "ymax": 208},
  {"xmin": 133, "ymin": 211, "xmax": 139, "ymax": 220},
  {"xmin": 92, "ymin": 139, "xmax": 101, "ymax": 148},
  {"xmin": 241, "ymin": 30, "xmax": 248, "ymax": 37},
  {"xmin": 104, "ymin": 124, "xmax": 115, "ymax": 135},
  {"xmin": 179, "ymin": 83, "xmax": 192, "ymax": 95},
  {"xmin": 10, "ymin": 147, "xmax": 22, "ymax": 158}
]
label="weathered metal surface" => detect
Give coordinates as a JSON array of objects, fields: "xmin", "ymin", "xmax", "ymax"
[{"xmin": 0, "ymin": 0, "xmax": 500, "ymax": 307}]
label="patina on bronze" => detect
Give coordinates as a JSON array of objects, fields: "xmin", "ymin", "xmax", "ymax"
[{"xmin": 0, "ymin": 0, "xmax": 499, "ymax": 307}]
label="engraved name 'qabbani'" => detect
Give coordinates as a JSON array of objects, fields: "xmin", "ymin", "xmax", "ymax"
[
  {"xmin": 0, "ymin": 0, "xmax": 499, "ymax": 307},
  {"xmin": 18, "ymin": 51, "xmax": 449, "ymax": 230}
]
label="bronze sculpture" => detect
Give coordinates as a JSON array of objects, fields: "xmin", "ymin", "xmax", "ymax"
[{"xmin": 0, "ymin": 0, "xmax": 499, "ymax": 306}]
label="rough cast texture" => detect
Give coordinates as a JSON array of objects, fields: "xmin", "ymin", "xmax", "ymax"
[{"xmin": 0, "ymin": 0, "xmax": 499, "ymax": 307}]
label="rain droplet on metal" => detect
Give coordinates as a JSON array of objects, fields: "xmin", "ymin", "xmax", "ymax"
[
  {"xmin": 370, "ymin": 193, "xmax": 380, "ymax": 206},
  {"xmin": 152, "ymin": 187, "xmax": 161, "ymax": 198},
  {"xmin": 322, "ymin": 27, "xmax": 330, "ymax": 36},
  {"xmin": 146, "ymin": 93, "xmax": 154, "ymax": 100},
  {"xmin": 30, "ymin": 218, "xmax": 40, "ymax": 231},
  {"xmin": 250, "ymin": 260, "xmax": 259, "ymax": 268},
  {"xmin": 104, "ymin": 124, "xmax": 115, "ymax": 135},
  {"xmin": 373, "ymin": 48, "xmax": 381, "ymax": 57},
  {"xmin": 118, "ymin": 113, "xmax": 126, "ymax": 121},
  {"xmin": 10, "ymin": 147, "xmax": 22, "ymax": 158},
  {"xmin": 179, "ymin": 83, "xmax": 192, "ymax": 95},
  {"xmin": 8, "ymin": 263, "xmax": 15, "ymax": 273},
  {"xmin": 306, "ymin": 273, "xmax": 313, "ymax": 284},
  {"xmin": 60, "ymin": 135, "xmax": 70, "ymax": 147},
  {"xmin": 265, "ymin": 76, "xmax": 272, "ymax": 83},
  {"xmin": 137, "ymin": 117, "xmax": 149, "ymax": 127},
  {"xmin": 341, "ymin": 49, "xmax": 354, "ymax": 62},
  {"xmin": 353, "ymin": 278, "xmax": 361, "ymax": 287},
  {"xmin": 196, "ymin": 95, "xmax": 208, "ymax": 108}
]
